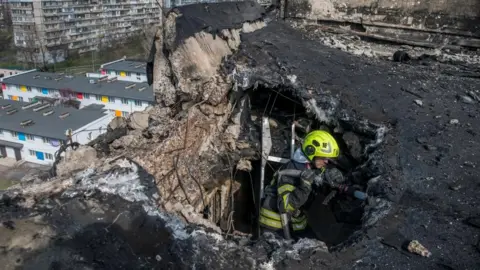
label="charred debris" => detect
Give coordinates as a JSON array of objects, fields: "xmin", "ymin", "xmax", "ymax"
[{"xmin": 2, "ymin": 1, "xmax": 480, "ymax": 269}]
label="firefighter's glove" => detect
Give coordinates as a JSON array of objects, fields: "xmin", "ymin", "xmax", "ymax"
[
  {"xmin": 324, "ymin": 168, "xmax": 345, "ymax": 186},
  {"xmin": 300, "ymin": 169, "xmax": 316, "ymax": 186}
]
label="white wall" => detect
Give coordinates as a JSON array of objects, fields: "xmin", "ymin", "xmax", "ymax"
[
  {"xmin": 1, "ymin": 84, "xmax": 151, "ymax": 115},
  {"xmin": 88, "ymin": 71, "xmax": 148, "ymax": 83},
  {"xmin": 0, "ymin": 128, "xmax": 61, "ymax": 165},
  {"xmin": 0, "ymin": 112, "xmax": 112, "ymax": 165},
  {"xmin": 71, "ymin": 113, "xmax": 114, "ymax": 144}
]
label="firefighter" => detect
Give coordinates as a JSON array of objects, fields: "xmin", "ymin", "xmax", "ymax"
[{"xmin": 259, "ymin": 130, "xmax": 345, "ymax": 237}]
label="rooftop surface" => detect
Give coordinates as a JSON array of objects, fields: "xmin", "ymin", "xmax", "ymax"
[
  {"xmin": 101, "ymin": 60, "xmax": 147, "ymax": 74},
  {"xmin": 1, "ymin": 71, "xmax": 154, "ymax": 102},
  {"xmin": 0, "ymin": 99, "xmax": 108, "ymax": 140}
]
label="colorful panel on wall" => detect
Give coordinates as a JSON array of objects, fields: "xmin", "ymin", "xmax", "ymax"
[
  {"xmin": 101, "ymin": 69, "xmax": 106, "ymax": 75},
  {"xmin": 1, "ymin": 83, "xmax": 6, "ymax": 90},
  {"xmin": 101, "ymin": 96, "xmax": 108, "ymax": 103},
  {"xmin": 120, "ymin": 71, "xmax": 126, "ymax": 77},
  {"xmin": 20, "ymin": 85, "xmax": 27, "ymax": 92},
  {"xmin": 18, "ymin": 132, "xmax": 26, "ymax": 141},
  {"xmin": 115, "ymin": 110, "xmax": 122, "ymax": 117},
  {"xmin": 42, "ymin": 88, "xmax": 48, "ymax": 94},
  {"xmin": 12, "ymin": 96, "xmax": 18, "ymax": 101},
  {"xmin": 36, "ymin": 151, "xmax": 44, "ymax": 160},
  {"xmin": 76, "ymin": 93, "xmax": 83, "ymax": 99}
]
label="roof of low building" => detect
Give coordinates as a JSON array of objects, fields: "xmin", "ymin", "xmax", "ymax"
[
  {"xmin": 0, "ymin": 99, "xmax": 108, "ymax": 140},
  {"xmin": 1, "ymin": 71, "xmax": 154, "ymax": 102},
  {"xmin": 101, "ymin": 60, "xmax": 147, "ymax": 74}
]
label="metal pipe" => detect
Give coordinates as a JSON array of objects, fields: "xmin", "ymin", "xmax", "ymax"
[
  {"xmin": 280, "ymin": 213, "xmax": 291, "ymax": 239},
  {"xmin": 290, "ymin": 122, "xmax": 296, "ymax": 160}
]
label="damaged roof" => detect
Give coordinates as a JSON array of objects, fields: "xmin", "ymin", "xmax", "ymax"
[
  {"xmin": 2, "ymin": 71, "xmax": 154, "ymax": 102},
  {"xmin": 172, "ymin": 1, "xmax": 265, "ymax": 48},
  {"xmin": 101, "ymin": 60, "xmax": 147, "ymax": 74},
  {"xmin": 0, "ymin": 99, "xmax": 108, "ymax": 140}
]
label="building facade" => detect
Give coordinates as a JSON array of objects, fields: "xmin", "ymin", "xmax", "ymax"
[
  {"xmin": 9, "ymin": 0, "xmax": 160, "ymax": 64},
  {"xmin": 1, "ymin": 69, "xmax": 155, "ymax": 117},
  {"xmin": 87, "ymin": 58, "xmax": 147, "ymax": 82},
  {"xmin": 0, "ymin": 99, "xmax": 112, "ymax": 165}
]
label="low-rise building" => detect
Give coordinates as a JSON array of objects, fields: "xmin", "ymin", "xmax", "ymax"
[
  {"xmin": 0, "ymin": 68, "xmax": 24, "ymax": 78},
  {"xmin": 0, "ymin": 99, "xmax": 112, "ymax": 165},
  {"xmin": 1, "ymin": 69, "xmax": 155, "ymax": 117},
  {"xmin": 87, "ymin": 58, "xmax": 147, "ymax": 83}
]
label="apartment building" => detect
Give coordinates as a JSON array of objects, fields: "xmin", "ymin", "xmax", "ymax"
[
  {"xmin": 0, "ymin": 99, "xmax": 112, "ymax": 165},
  {"xmin": 87, "ymin": 58, "xmax": 147, "ymax": 82},
  {"xmin": 9, "ymin": 0, "xmax": 160, "ymax": 64},
  {"xmin": 1, "ymin": 70, "xmax": 155, "ymax": 117}
]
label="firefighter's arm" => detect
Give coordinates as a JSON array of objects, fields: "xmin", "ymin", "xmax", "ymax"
[{"xmin": 277, "ymin": 170, "xmax": 315, "ymax": 213}]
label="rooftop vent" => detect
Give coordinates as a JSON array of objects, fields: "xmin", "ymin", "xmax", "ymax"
[
  {"xmin": 6, "ymin": 108, "xmax": 18, "ymax": 115},
  {"xmin": 59, "ymin": 112, "xmax": 70, "ymax": 119},
  {"xmin": 89, "ymin": 79, "xmax": 96, "ymax": 84},
  {"xmin": 65, "ymin": 75, "xmax": 74, "ymax": 78},
  {"xmin": 33, "ymin": 75, "xmax": 40, "ymax": 79},
  {"xmin": 98, "ymin": 75, "xmax": 109, "ymax": 82},
  {"xmin": 138, "ymin": 87, "xmax": 146, "ymax": 92},
  {"xmin": 43, "ymin": 109, "xmax": 54, "ymax": 116},
  {"xmin": 20, "ymin": 119, "xmax": 34, "ymax": 127},
  {"xmin": 58, "ymin": 72, "xmax": 65, "ymax": 76},
  {"xmin": 33, "ymin": 103, "xmax": 51, "ymax": 112},
  {"xmin": 55, "ymin": 77, "xmax": 63, "ymax": 81},
  {"xmin": 134, "ymin": 64, "xmax": 145, "ymax": 68},
  {"xmin": 45, "ymin": 76, "xmax": 52, "ymax": 80},
  {"xmin": 1, "ymin": 104, "xmax": 12, "ymax": 109},
  {"xmin": 125, "ymin": 83, "xmax": 136, "ymax": 89},
  {"xmin": 22, "ymin": 101, "xmax": 40, "ymax": 110},
  {"xmin": 108, "ymin": 77, "xmax": 117, "ymax": 83}
]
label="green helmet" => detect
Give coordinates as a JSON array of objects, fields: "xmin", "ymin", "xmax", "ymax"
[{"xmin": 302, "ymin": 130, "xmax": 340, "ymax": 161}]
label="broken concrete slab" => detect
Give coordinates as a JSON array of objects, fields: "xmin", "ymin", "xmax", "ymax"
[
  {"xmin": 128, "ymin": 111, "xmax": 150, "ymax": 130},
  {"xmin": 56, "ymin": 146, "xmax": 100, "ymax": 177}
]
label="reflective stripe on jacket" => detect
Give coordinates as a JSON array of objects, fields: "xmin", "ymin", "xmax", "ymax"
[{"xmin": 259, "ymin": 160, "xmax": 314, "ymax": 232}]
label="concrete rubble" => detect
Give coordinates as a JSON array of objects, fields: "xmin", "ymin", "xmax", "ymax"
[{"xmin": 1, "ymin": 1, "xmax": 479, "ymax": 269}]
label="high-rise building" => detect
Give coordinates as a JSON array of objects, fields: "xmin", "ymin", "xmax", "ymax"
[{"xmin": 9, "ymin": 0, "xmax": 160, "ymax": 64}]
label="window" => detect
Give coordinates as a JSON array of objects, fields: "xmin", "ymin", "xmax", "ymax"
[
  {"xmin": 19, "ymin": 97, "xmax": 24, "ymax": 102},
  {"xmin": 136, "ymin": 73, "xmax": 141, "ymax": 76},
  {"xmin": 95, "ymin": 95, "xmax": 101, "ymax": 101},
  {"xmin": 26, "ymin": 134, "xmax": 35, "ymax": 140},
  {"xmin": 28, "ymin": 98, "xmax": 33, "ymax": 102},
  {"xmin": 11, "ymin": 131, "xmax": 18, "ymax": 137},
  {"xmin": 0, "ymin": 129, "xmax": 3, "ymax": 136},
  {"xmin": 108, "ymin": 96, "xmax": 115, "ymax": 103},
  {"xmin": 45, "ymin": 153, "xmax": 53, "ymax": 160},
  {"xmin": 121, "ymin": 98, "xmax": 128, "ymax": 104},
  {"xmin": 8, "ymin": 95, "xmax": 13, "ymax": 100},
  {"xmin": 122, "ymin": 111, "xmax": 129, "ymax": 117},
  {"xmin": 134, "ymin": 100, "xmax": 142, "ymax": 107},
  {"xmin": 84, "ymin": 93, "xmax": 90, "ymax": 99},
  {"xmin": 27, "ymin": 86, "xmax": 32, "ymax": 92},
  {"xmin": 126, "ymin": 72, "xmax": 131, "ymax": 76},
  {"xmin": 29, "ymin": 150, "xmax": 36, "ymax": 156},
  {"xmin": 42, "ymin": 137, "xmax": 50, "ymax": 144}
]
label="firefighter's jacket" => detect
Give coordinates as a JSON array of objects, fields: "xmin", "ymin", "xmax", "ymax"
[{"xmin": 259, "ymin": 149, "xmax": 315, "ymax": 232}]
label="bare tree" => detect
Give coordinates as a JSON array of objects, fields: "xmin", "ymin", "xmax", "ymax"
[{"xmin": 18, "ymin": 26, "xmax": 48, "ymax": 69}]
